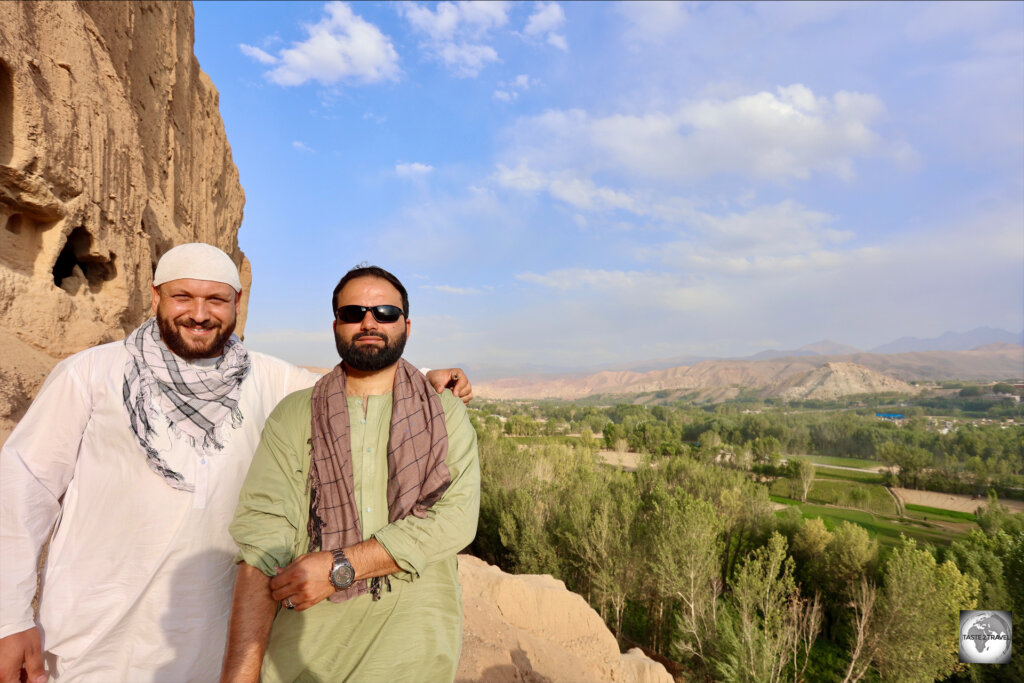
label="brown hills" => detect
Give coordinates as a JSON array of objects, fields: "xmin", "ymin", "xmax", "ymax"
[{"xmin": 476, "ymin": 345, "xmax": 1024, "ymax": 401}]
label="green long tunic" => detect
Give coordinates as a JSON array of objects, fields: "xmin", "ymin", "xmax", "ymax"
[{"xmin": 229, "ymin": 388, "xmax": 480, "ymax": 683}]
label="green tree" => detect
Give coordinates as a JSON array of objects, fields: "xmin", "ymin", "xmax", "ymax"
[
  {"xmin": 879, "ymin": 443, "xmax": 932, "ymax": 488},
  {"xmin": 751, "ymin": 435, "xmax": 782, "ymax": 465},
  {"xmin": 822, "ymin": 522, "xmax": 877, "ymax": 601},
  {"xmin": 504, "ymin": 414, "xmax": 539, "ymax": 436},
  {"xmin": 789, "ymin": 517, "xmax": 832, "ymax": 594},
  {"xmin": 945, "ymin": 529, "xmax": 1012, "ymax": 614},
  {"xmin": 841, "ymin": 538, "xmax": 978, "ymax": 683},
  {"xmin": 655, "ymin": 490, "xmax": 723, "ymax": 669},
  {"xmin": 789, "ymin": 457, "xmax": 815, "ymax": 503},
  {"xmin": 497, "ymin": 487, "xmax": 557, "ymax": 574},
  {"xmin": 713, "ymin": 533, "xmax": 822, "ymax": 683},
  {"xmin": 554, "ymin": 472, "xmax": 640, "ymax": 642}
]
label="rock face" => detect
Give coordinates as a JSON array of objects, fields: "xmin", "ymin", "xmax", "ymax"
[
  {"xmin": 457, "ymin": 555, "xmax": 672, "ymax": 683},
  {"xmin": 0, "ymin": 1, "xmax": 247, "ymax": 444},
  {"xmin": 773, "ymin": 361, "xmax": 919, "ymax": 401}
]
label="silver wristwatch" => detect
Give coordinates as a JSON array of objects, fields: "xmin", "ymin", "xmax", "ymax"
[{"xmin": 329, "ymin": 548, "xmax": 355, "ymax": 590}]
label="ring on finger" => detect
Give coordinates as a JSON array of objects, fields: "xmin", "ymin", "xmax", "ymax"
[{"xmin": 284, "ymin": 598, "xmax": 295, "ymax": 609}]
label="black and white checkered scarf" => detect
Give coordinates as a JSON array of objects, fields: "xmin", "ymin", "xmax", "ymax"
[{"xmin": 123, "ymin": 316, "xmax": 251, "ymax": 491}]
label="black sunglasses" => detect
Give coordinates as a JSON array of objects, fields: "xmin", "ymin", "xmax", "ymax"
[{"xmin": 335, "ymin": 304, "xmax": 405, "ymax": 324}]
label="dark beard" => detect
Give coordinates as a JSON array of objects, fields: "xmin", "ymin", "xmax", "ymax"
[
  {"xmin": 335, "ymin": 329, "xmax": 407, "ymax": 371},
  {"xmin": 157, "ymin": 314, "xmax": 235, "ymax": 360}
]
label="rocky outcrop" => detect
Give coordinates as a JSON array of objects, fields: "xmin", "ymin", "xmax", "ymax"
[
  {"xmin": 772, "ymin": 361, "xmax": 918, "ymax": 401},
  {"xmin": 457, "ymin": 555, "xmax": 672, "ymax": 683},
  {"xmin": 0, "ymin": 1, "xmax": 247, "ymax": 444}
]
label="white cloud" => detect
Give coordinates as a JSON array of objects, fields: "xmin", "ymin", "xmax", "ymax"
[
  {"xmin": 495, "ymin": 164, "xmax": 640, "ymax": 213},
  {"xmin": 546, "ymin": 175, "xmax": 636, "ymax": 212},
  {"xmin": 494, "ymin": 163, "xmax": 547, "ymax": 191},
  {"xmin": 546, "ymin": 33, "xmax": 568, "ymax": 51},
  {"xmin": 399, "ymin": 1, "xmax": 510, "ymax": 77},
  {"xmin": 455, "ymin": 1, "xmax": 511, "ymax": 33},
  {"xmin": 651, "ymin": 243, "xmax": 882, "ymax": 278},
  {"xmin": 395, "ymin": 162, "xmax": 434, "ymax": 177},
  {"xmin": 516, "ymin": 268, "xmax": 724, "ymax": 312},
  {"xmin": 424, "ymin": 284, "xmax": 485, "ymax": 294},
  {"xmin": 254, "ymin": 2, "xmax": 400, "ymax": 87},
  {"xmin": 501, "ymin": 85, "xmax": 905, "ymax": 185},
  {"xmin": 239, "ymin": 44, "xmax": 278, "ymax": 65},
  {"xmin": 497, "ymin": 163, "xmax": 697, "ymax": 218},
  {"xmin": 292, "ymin": 141, "xmax": 316, "ymax": 152},
  {"xmin": 617, "ymin": 0, "xmax": 690, "ymax": 45},
  {"xmin": 524, "ymin": 2, "xmax": 568, "ymax": 51},
  {"xmin": 694, "ymin": 200, "xmax": 848, "ymax": 253},
  {"xmin": 493, "ymin": 74, "xmax": 534, "ymax": 102},
  {"xmin": 437, "ymin": 43, "xmax": 499, "ymax": 77},
  {"xmin": 400, "ymin": 2, "xmax": 461, "ymax": 40}
]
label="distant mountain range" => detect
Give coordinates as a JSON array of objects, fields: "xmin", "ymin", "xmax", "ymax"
[
  {"xmin": 738, "ymin": 327, "xmax": 1023, "ymax": 361},
  {"xmin": 463, "ymin": 327, "xmax": 1023, "ymax": 381},
  {"xmin": 476, "ymin": 342, "xmax": 1024, "ymax": 401},
  {"xmin": 868, "ymin": 327, "xmax": 1023, "ymax": 354}
]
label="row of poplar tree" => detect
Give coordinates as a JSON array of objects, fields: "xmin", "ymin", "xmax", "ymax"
[{"xmin": 469, "ymin": 417, "xmax": 1024, "ymax": 683}]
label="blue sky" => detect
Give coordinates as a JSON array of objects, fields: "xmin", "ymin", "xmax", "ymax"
[{"xmin": 192, "ymin": 1, "xmax": 1024, "ymax": 376}]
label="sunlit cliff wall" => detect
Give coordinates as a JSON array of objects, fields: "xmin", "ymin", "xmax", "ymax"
[{"xmin": 0, "ymin": 1, "xmax": 248, "ymax": 443}]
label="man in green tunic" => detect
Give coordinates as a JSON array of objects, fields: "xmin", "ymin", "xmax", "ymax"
[{"xmin": 221, "ymin": 266, "xmax": 480, "ymax": 683}]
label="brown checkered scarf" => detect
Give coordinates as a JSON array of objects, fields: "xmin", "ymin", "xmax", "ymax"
[{"xmin": 307, "ymin": 358, "xmax": 450, "ymax": 603}]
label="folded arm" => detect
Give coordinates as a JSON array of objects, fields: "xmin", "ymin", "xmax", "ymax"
[{"xmin": 269, "ymin": 391, "xmax": 480, "ymax": 609}]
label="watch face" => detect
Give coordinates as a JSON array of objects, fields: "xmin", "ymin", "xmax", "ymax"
[{"xmin": 331, "ymin": 562, "xmax": 355, "ymax": 589}]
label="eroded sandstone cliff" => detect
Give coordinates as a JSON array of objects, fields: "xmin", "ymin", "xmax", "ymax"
[
  {"xmin": 457, "ymin": 555, "xmax": 673, "ymax": 683},
  {"xmin": 0, "ymin": 1, "xmax": 248, "ymax": 443}
]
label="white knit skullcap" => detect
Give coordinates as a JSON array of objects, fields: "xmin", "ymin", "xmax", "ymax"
[{"xmin": 153, "ymin": 243, "xmax": 242, "ymax": 292}]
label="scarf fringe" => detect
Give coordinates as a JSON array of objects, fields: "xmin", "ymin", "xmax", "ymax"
[{"xmin": 123, "ymin": 317, "xmax": 250, "ymax": 490}]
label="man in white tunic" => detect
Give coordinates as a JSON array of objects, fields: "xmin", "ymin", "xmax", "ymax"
[{"xmin": 0, "ymin": 244, "xmax": 470, "ymax": 683}]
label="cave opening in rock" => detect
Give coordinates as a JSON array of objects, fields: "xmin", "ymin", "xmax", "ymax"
[
  {"xmin": 5, "ymin": 213, "xmax": 22, "ymax": 234},
  {"xmin": 53, "ymin": 226, "xmax": 117, "ymax": 292},
  {"xmin": 0, "ymin": 59, "xmax": 13, "ymax": 165}
]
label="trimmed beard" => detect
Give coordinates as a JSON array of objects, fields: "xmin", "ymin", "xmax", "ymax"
[
  {"xmin": 157, "ymin": 313, "xmax": 236, "ymax": 360},
  {"xmin": 335, "ymin": 328, "xmax": 407, "ymax": 371}
]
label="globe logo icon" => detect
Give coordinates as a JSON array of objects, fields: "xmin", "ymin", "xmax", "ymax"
[{"xmin": 959, "ymin": 610, "xmax": 1012, "ymax": 664}]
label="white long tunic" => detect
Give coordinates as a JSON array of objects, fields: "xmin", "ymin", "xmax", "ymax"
[{"xmin": 0, "ymin": 342, "xmax": 319, "ymax": 682}]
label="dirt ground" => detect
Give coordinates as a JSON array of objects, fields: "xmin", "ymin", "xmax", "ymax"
[
  {"xmin": 599, "ymin": 450, "xmax": 641, "ymax": 471},
  {"xmin": 892, "ymin": 488, "xmax": 1024, "ymax": 514}
]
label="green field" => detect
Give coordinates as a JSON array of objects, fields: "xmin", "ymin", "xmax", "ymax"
[
  {"xmin": 815, "ymin": 467, "xmax": 885, "ymax": 484},
  {"xmin": 770, "ymin": 461, "xmax": 976, "ymax": 549},
  {"xmin": 904, "ymin": 503, "xmax": 977, "ymax": 524},
  {"xmin": 784, "ymin": 503, "xmax": 962, "ymax": 548},
  {"xmin": 800, "ymin": 454, "xmax": 882, "ymax": 469},
  {"xmin": 770, "ymin": 477, "xmax": 897, "ymax": 515},
  {"xmin": 770, "ymin": 494, "xmax": 801, "ymax": 506}
]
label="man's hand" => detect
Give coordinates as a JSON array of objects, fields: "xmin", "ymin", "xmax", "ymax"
[
  {"xmin": 268, "ymin": 552, "xmax": 335, "ymax": 611},
  {"xmin": 425, "ymin": 368, "xmax": 473, "ymax": 404},
  {"xmin": 0, "ymin": 627, "xmax": 45, "ymax": 683}
]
